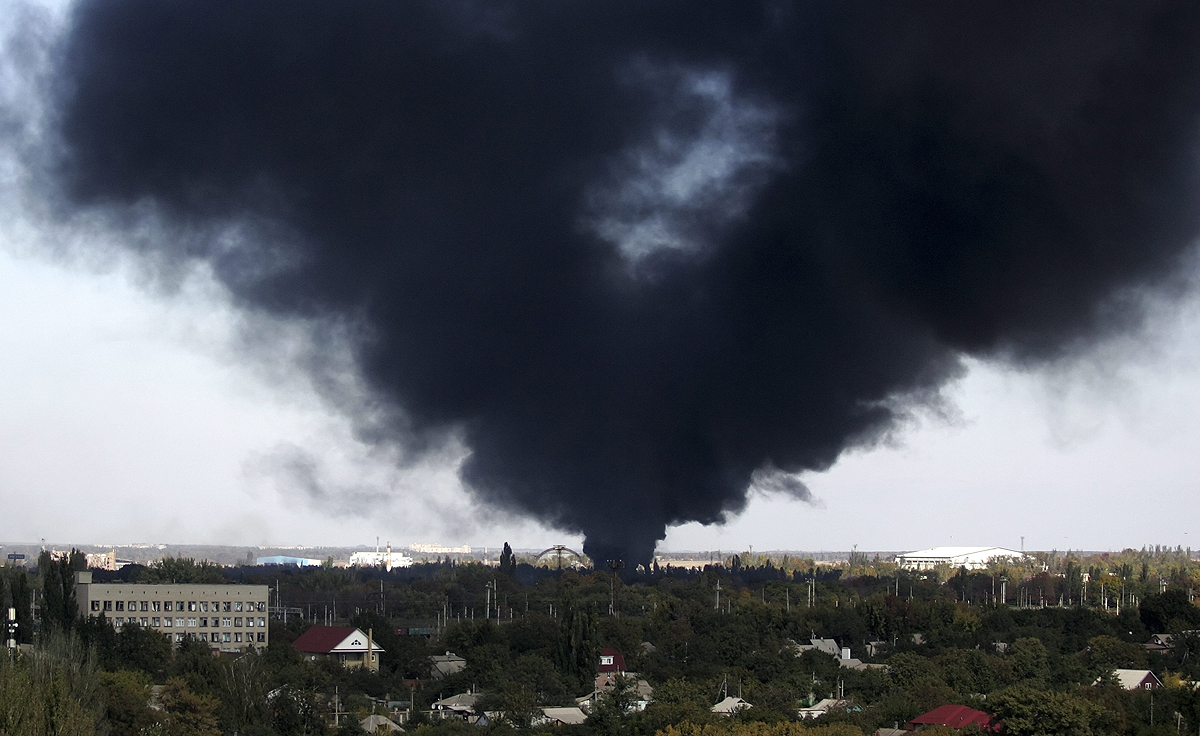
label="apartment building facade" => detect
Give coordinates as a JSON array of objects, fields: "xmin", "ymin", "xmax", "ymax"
[{"xmin": 74, "ymin": 572, "xmax": 269, "ymax": 652}]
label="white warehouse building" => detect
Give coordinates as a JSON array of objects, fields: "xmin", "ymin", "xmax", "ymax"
[{"xmin": 895, "ymin": 546, "xmax": 1025, "ymax": 571}]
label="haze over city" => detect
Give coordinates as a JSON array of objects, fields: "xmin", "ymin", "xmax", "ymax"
[{"xmin": 2, "ymin": 0, "xmax": 1199, "ymax": 560}]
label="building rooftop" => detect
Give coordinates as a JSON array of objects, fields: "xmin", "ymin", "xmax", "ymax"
[
  {"xmin": 908, "ymin": 704, "xmax": 997, "ymax": 731},
  {"xmin": 540, "ymin": 707, "xmax": 586, "ymax": 725},
  {"xmin": 712, "ymin": 697, "xmax": 752, "ymax": 714},
  {"xmin": 291, "ymin": 626, "xmax": 383, "ymax": 654},
  {"xmin": 1100, "ymin": 669, "xmax": 1163, "ymax": 690},
  {"xmin": 433, "ymin": 692, "xmax": 481, "ymax": 712},
  {"xmin": 898, "ymin": 546, "xmax": 1021, "ymax": 559},
  {"xmin": 598, "ymin": 648, "xmax": 627, "ymax": 673}
]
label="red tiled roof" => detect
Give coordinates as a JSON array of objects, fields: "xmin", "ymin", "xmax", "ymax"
[
  {"xmin": 908, "ymin": 704, "xmax": 997, "ymax": 731},
  {"xmin": 598, "ymin": 648, "xmax": 626, "ymax": 672},
  {"xmin": 292, "ymin": 626, "xmax": 357, "ymax": 654}
]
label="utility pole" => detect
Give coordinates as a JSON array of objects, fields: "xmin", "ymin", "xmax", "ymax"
[
  {"xmin": 607, "ymin": 561, "xmax": 624, "ymax": 616},
  {"xmin": 715, "ymin": 580, "xmax": 722, "ymax": 611},
  {"xmin": 7, "ymin": 607, "xmax": 16, "ymax": 663}
]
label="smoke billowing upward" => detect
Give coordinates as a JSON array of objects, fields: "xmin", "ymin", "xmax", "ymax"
[{"xmin": 20, "ymin": 1, "xmax": 1200, "ymax": 565}]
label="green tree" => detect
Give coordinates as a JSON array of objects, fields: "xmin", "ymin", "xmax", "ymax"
[
  {"xmin": 886, "ymin": 652, "xmax": 945, "ymax": 689},
  {"xmin": 510, "ymin": 652, "xmax": 570, "ymax": 705},
  {"xmin": 1008, "ymin": 638, "xmax": 1050, "ymax": 683},
  {"xmin": 216, "ymin": 650, "xmax": 272, "ymax": 733},
  {"xmin": 1140, "ymin": 589, "xmax": 1200, "ymax": 633},
  {"xmin": 1, "ymin": 569, "xmax": 33, "ymax": 645},
  {"xmin": 497, "ymin": 682, "xmax": 539, "ymax": 728},
  {"xmin": 1085, "ymin": 635, "xmax": 1145, "ymax": 678},
  {"xmin": 272, "ymin": 687, "xmax": 328, "ymax": 736},
  {"xmin": 115, "ymin": 623, "xmax": 173, "ymax": 679},
  {"xmin": 38, "ymin": 550, "xmax": 85, "ymax": 633},
  {"xmin": 936, "ymin": 648, "xmax": 994, "ymax": 696},
  {"xmin": 641, "ymin": 678, "xmax": 712, "ymax": 733},
  {"xmin": 500, "ymin": 543, "xmax": 516, "ymax": 576},
  {"xmin": 990, "ymin": 684, "xmax": 1103, "ymax": 736},
  {"xmin": 151, "ymin": 557, "xmax": 226, "ymax": 584},
  {"xmin": 557, "ymin": 596, "xmax": 599, "ymax": 687},
  {"xmin": 0, "ymin": 660, "xmax": 97, "ymax": 736},
  {"xmin": 99, "ymin": 670, "xmax": 162, "ymax": 736},
  {"xmin": 584, "ymin": 675, "xmax": 637, "ymax": 736},
  {"xmin": 159, "ymin": 677, "xmax": 222, "ymax": 736}
]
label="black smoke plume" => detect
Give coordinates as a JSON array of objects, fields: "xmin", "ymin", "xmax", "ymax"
[{"xmin": 27, "ymin": 1, "xmax": 1200, "ymax": 565}]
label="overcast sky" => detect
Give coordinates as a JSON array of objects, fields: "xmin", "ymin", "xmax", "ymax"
[
  {"xmin": 3, "ymin": 240, "xmax": 1197, "ymax": 553},
  {"xmin": 3, "ymin": 1, "xmax": 1199, "ymax": 557}
]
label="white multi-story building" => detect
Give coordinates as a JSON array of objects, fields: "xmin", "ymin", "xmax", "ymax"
[
  {"xmin": 84, "ymin": 550, "xmax": 132, "ymax": 571},
  {"xmin": 74, "ymin": 572, "xmax": 268, "ymax": 652},
  {"xmin": 408, "ymin": 543, "xmax": 471, "ymax": 554},
  {"xmin": 895, "ymin": 546, "xmax": 1025, "ymax": 571},
  {"xmin": 348, "ymin": 550, "xmax": 413, "ymax": 568}
]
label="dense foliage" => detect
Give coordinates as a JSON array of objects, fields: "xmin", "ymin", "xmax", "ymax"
[{"xmin": 2, "ymin": 546, "xmax": 1199, "ymax": 735}]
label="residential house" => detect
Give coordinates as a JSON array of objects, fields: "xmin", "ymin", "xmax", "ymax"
[
  {"xmin": 786, "ymin": 639, "xmax": 882, "ymax": 671},
  {"xmin": 837, "ymin": 647, "xmax": 886, "ymax": 672},
  {"xmin": 535, "ymin": 707, "xmax": 587, "ymax": 726},
  {"xmin": 599, "ymin": 648, "xmax": 626, "ymax": 672},
  {"xmin": 905, "ymin": 704, "xmax": 999, "ymax": 732},
  {"xmin": 430, "ymin": 691, "xmax": 481, "ymax": 721},
  {"xmin": 359, "ymin": 714, "xmax": 403, "ymax": 733},
  {"xmin": 1095, "ymin": 669, "xmax": 1163, "ymax": 691},
  {"xmin": 429, "ymin": 652, "xmax": 467, "ymax": 679},
  {"xmin": 1145, "ymin": 634, "xmax": 1175, "ymax": 653},
  {"xmin": 799, "ymin": 699, "xmax": 852, "ymax": 720},
  {"xmin": 712, "ymin": 697, "xmax": 752, "ymax": 716},
  {"xmin": 786, "ymin": 638, "xmax": 841, "ymax": 658},
  {"xmin": 577, "ymin": 649, "xmax": 653, "ymax": 713},
  {"xmin": 291, "ymin": 626, "xmax": 383, "ymax": 671}
]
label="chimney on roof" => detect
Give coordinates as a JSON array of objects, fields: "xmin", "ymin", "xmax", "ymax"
[{"xmin": 840, "ymin": 647, "xmax": 851, "ymax": 660}]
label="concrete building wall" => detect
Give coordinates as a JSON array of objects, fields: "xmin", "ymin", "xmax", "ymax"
[{"xmin": 74, "ymin": 572, "xmax": 268, "ymax": 652}]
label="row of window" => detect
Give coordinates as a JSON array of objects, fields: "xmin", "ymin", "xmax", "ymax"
[
  {"xmin": 112, "ymin": 616, "xmax": 266, "ymax": 629},
  {"xmin": 165, "ymin": 632, "xmax": 266, "ymax": 644},
  {"xmin": 93, "ymin": 599, "xmax": 266, "ymax": 613}
]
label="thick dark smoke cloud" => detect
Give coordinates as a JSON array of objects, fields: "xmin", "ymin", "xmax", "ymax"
[{"xmin": 29, "ymin": 1, "xmax": 1200, "ymax": 566}]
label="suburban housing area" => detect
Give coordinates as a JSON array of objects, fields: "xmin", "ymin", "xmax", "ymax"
[{"xmin": 2, "ymin": 543, "xmax": 1198, "ymax": 736}]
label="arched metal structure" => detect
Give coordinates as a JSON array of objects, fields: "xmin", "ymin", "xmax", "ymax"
[{"xmin": 534, "ymin": 545, "xmax": 585, "ymax": 570}]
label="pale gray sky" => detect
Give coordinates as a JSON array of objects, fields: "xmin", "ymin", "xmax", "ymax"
[{"xmin": 2, "ymin": 241, "xmax": 1197, "ymax": 553}]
